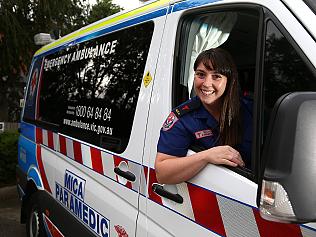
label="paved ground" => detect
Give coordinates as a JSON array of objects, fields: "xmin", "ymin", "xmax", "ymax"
[{"xmin": 0, "ymin": 185, "xmax": 26, "ymax": 237}]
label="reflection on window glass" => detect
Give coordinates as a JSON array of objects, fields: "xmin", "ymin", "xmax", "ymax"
[
  {"xmin": 263, "ymin": 21, "xmax": 316, "ymax": 136},
  {"xmin": 23, "ymin": 58, "xmax": 43, "ymax": 121},
  {"xmin": 39, "ymin": 21, "xmax": 154, "ymax": 153}
]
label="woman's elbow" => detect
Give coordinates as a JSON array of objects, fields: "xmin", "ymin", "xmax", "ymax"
[
  {"xmin": 155, "ymin": 152, "xmax": 175, "ymax": 184},
  {"xmin": 154, "ymin": 160, "xmax": 165, "ymax": 184}
]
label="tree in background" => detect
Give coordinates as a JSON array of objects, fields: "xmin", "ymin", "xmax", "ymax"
[
  {"xmin": 0, "ymin": 0, "xmax": 121, "ymax": 122},
  {"xmin": 87, "ymin": 0, "xmax": 122, "ymax": 24}
]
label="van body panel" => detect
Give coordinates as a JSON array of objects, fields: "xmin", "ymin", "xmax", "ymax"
[
  {"xmin": 18, "ymin": 2, "xmax": 170, "ymax": 235},
  {"xmin": 18, "ymin": 133, "xmax": 37, "ymax": 173},
  {"xmin": 282, "ymin": 0, "xmax": 316, "ymax": 40},
  {"xmin": 143, "ymin": 0, "xmax": 316, "ymax": 236},
  {"xmin": 17, "ymin": 0, "xmax": 316, "ymax": 236}
]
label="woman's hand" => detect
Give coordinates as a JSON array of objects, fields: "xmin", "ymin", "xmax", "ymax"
[
  {"xmin": 204, "ymin": 145, "xmax": 244, "ymax": 167},
  {"xmin": 155, "ymin": 146, "xmax": 244, "ymax": 184}
]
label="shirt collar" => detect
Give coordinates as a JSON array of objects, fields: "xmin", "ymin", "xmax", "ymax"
[{"xmin": 193, "ymin": 97, "xmax": 218, "ymax": 128}]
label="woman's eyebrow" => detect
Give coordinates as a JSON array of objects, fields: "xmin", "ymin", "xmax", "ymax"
[
  {"xmin": 196, "ymin": 69, "xmax": 220, "ymax": 74},
  {"xmin": 211, "ymin": 70, "xmax": 223, "ymax": 75}
]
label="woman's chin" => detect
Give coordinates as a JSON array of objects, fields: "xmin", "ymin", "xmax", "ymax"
[{"xmin": 200, "ymin": 96, "xmax": 216, "ymax": 105}]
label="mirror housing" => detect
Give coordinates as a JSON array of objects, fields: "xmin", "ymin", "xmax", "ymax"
[
  {"xmin": 259, "ymin": 92, "xmax": 316, "ymax": 223},
  {"xmin": 34, "ymin": 33, "xmax": 55, "ymax": 46}
]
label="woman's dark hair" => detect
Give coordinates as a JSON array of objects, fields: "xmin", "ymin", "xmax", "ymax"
[{"xmin": 194, "ymin": 48, "xmax": 242, "ymax": 146}]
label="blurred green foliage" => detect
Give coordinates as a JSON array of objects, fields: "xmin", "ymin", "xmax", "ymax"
[
  {"xmin": 0, "ymin": 0, "xmax": 122, "ymax": 185},
  {"xmin": 0, "ymin": 0, "xmax": 122, "ymax": 122},
  {"xmin": 0, "ymin": 131, "xmax": 19, "ymax": 187}
]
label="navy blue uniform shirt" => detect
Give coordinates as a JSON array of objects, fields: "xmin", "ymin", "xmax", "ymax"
[{"xmin": 157, "ymin": 96, "xmax": 252, "ymax": 167}]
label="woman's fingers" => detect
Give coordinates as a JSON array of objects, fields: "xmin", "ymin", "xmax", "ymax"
[
  {"xmin": 222, "ymin": 159, "xmax": 238, "ymax": 167},
  {"xmin": 208, "ymin": 146, "xmax": 245, "ymax": 167},
  {"xmin": 230, "ymin": 153, "xmax": 244, "ymax": 167},
  {"xmin": 225, "ymin": 146, "xmax": 244, "ymax": 167}
]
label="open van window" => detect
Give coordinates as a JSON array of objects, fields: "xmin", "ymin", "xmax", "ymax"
[{"xmin": 174, "ymin": 8, "xmax": 260, "ymax": 175}]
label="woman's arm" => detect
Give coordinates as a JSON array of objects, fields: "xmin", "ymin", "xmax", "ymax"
[{"xmin": 155, "ymin": 145, "xmax": 244, "ymax": 184}]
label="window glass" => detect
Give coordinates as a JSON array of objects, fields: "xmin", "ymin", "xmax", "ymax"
[
  {"xmin": 39, "ymin": 21, "xmax": 154, "ymax": 153},
  {"xmin": 263, "ymin": 21, "xmax": 316, "ymax": 138},
  {"xmin": 23, "ymin": 58, "xmax": 43, "ymax": 121}
]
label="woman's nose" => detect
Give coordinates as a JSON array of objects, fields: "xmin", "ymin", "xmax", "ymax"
[{"xmin": 203, "ymin": 75, "xmax": 214, "ymax": 86}]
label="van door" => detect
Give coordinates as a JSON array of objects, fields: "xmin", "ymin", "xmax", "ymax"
[
  {"xmin": 33, "ymin": 6, "xmax": 168, "ymax": 236},
  {"xmin": 143, "ymin": 0, "xmax": 316, "ymax": 236}
]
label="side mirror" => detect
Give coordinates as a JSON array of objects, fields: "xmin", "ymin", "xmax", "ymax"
[{"xmin": 258, "ymin": 92, "xmax": 316, "ymax": 223}]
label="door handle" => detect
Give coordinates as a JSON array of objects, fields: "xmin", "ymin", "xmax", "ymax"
[
  {"xmin": 152, "ymin": 183, "xmax": 183, "ymax": 204},
  {"xmin": 114, "ymin": 167, "xmax": 136, "ymax": 182}
]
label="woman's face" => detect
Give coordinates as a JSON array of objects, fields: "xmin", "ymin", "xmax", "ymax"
[{"xmin": 194, "ymin": 62, "xmax": 227, "ymax": 108}]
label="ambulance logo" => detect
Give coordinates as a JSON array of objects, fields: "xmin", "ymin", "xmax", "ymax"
[
  {"xmin": 114, "ymin": 225, "xmax": 128, "ymax": 237},
  {"xmin": 29, "ymin": 68, "xmax": 39, "ymax": 98},
  {"xmin": 162, "ymin": 112, "xmax": 178, "ymax": 131}
]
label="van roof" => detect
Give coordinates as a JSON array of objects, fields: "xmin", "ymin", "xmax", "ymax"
[
  {"xmin": 303, "ymin": 0, "xmax": 316, "ymax": 14},
  {"xmin": 34, "ymin": 0, "xmax": 171, "ymax": 57}
]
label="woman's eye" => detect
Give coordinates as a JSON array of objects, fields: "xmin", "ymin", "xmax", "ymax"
[
  {"xmin": 195, "ymin": 72, "xmax": 205, "ymax": 79},
  {"xmin": 212, "ymin": 74, "xmax": 222, "ymax": 80}
]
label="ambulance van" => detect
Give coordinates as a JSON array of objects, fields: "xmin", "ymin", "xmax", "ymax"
[{"xmin": 17, "ymin": 0, "xmax": 316, "ymax": 236}]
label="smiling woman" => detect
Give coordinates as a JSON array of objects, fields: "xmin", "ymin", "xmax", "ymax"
[{"xmin": 155, "ymin": 48, "xmax": 252, "ymax": 184}]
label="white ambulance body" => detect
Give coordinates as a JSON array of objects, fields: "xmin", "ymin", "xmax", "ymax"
[{"xmin": 17, "ymin": 0, "xmax": 316, "ymax": 236}]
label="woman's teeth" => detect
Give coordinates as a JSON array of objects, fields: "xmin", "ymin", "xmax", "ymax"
[{"xmin": 201, "ymin": 90, "xmax": 214, "ymax": 96}]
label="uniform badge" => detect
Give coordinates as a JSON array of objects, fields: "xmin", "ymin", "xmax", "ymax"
[
  {"xmin": 182, "ymin": 105, "xmax": 190, "ymax": 111},
  {"xmin": 162, "ymin": 112, "xmax": 178, "ymax": 131},
  {"xmin": 195, "ymin": 129, "xmax": 213, "ymax": 139}
]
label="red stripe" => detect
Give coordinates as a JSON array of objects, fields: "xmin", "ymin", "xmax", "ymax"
[
  {"xmin": 36, "ymin": 146, "xmax": 51, "ymax": 193},
  {"xmin": 253, "ymin": 209, "xmax": 303, "ymax": 237},
  {"xmin": 47, "ymin": 131, "xmax": 54, "ymax": 149},
  {"xmin": 73, "ymin": 141, "xmax": 83, "ymax": 164},
  {"xmin": 143, "ymin": 167, "xmax": 148, "ymax": 185},
  {"xmin": 125, "ymin": 180, "xmax": 132, "ymax": 189},
  {"xmin": 59, "ymin": 135, "xmax": 67, "ymax": 156},
  {"xmin": 114, "ymin": 156, "xmax": 124, "ymax": 182},
  {"xmin": 36, "ymin": 127, "xmax": 43, "ymax": 144},
  {"xmin": 44, "ymin": 215, "xmax": 54, "ymax": 235},
  {"xmin": 90, "ymin": 147, "xmax": 103, "ymax": 174},
  {"xmin": 44, "ymin": 215, "xmax": 64, "ymax": 237},
  {"xmin": 187, "ymin": 183, "xmax": 226, "ymax": 236},
  {"xmin": 113, "ymin": 156, "xmax": 124, "ymax": 168},
  {"xmin": 146, "ymin": 168, "xmax": 162, "ymax": 205},
  {"xmin": 113, "ymin": 156, "xmax": 133, "ymax": 188}
]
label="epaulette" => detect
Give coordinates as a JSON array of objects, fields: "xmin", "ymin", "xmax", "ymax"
[{"xmin": 173, "ymin": 98, "xmax": 201, "ymax": 118}]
